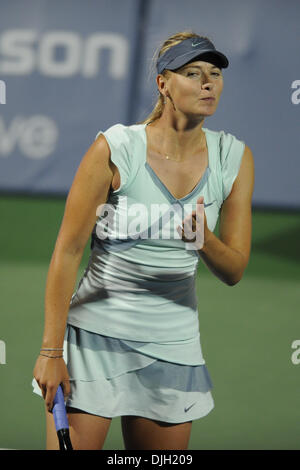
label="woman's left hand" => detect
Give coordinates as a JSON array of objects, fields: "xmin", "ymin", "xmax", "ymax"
[{"xmin": 176, "ymin": 196, "xmax": 211, "ymax": 250}]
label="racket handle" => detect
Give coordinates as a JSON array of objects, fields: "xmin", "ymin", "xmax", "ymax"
[
  {"xmin": 52, "ymin": 384, "xmax": 69, "ymax": 431},
  {"xmin": 52, "ymin": 384, "xmax": 73, "ymax": 450}
]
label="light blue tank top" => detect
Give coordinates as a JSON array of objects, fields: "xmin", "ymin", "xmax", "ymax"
[{"xmin": 67, "ymin": 123, "xmax": 245, "ymax": 365}]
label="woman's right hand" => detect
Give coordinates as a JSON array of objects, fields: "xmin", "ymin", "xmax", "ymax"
[{"xmin": 33, "ymin": 355, "xmax": 71, "ymax": 412}]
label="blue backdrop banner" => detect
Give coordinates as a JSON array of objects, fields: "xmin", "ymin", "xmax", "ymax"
[
  {"xmin": 0, "ymin": 0, "xmax": 299, "ymax": 209},
  {"xmin": 0, "ymin": 0, "xmax": 140, "ymax": 194},
  {"xmin": 134, "ymin": 0, "xmax": 300, "ymax": 209}
]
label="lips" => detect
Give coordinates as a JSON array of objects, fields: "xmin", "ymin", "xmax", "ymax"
[{"xmin": 201, "ymin": 97, "xmax": 215, "ymax": 101}]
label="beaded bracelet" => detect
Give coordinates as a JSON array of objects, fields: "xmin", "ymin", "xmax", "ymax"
[
  {"xmin": 39, "ymin": 353, "xmax": 63, "ymax": 359},
  {"xmin": 40, "ymin": 347, "xmax": 64, "ymax": 351}
]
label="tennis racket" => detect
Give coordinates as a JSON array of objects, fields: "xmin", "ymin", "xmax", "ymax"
[{"xmin": 52, "ymin": 384, "xmax": 73, "ymax": 450}]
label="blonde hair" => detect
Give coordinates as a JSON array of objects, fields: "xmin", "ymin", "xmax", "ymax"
[{"xmin": 137, "ymin": 30, "xmax": 212, "ymax": 125}]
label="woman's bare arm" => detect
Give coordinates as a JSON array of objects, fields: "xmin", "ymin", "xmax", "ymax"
[
  {"xmin": 34, "ymin": 134, "xmax": 114, "ymax": 410},
  {"xmin": 41, "ymin": 134, "xmax": 114, "ymax": 348},
  {"xmin": 198, "ymin": 145, "xmax": 255, "ymax": 285}
]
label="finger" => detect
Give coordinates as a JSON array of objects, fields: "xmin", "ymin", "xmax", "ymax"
[
  {"xmin": 182, "ymin": 215, "xmax": 196, "ymax": 242},
  {"xmin": 177, "ymin": 224, "xmax": 194, "ymax": 242},
  {"xmin": 45, "ymin": 384, "xmax": 56, "ymax": 412},
  {"xmin": 196, "ymin": 201, "xmax": 205, "ymax": 215},
  {"xmin": 62, "ymin": 380, "xmax": 71, "ymax": 398},
  {"xmin": 178, "ymin": 212, "xmax": 199, "ymax": 241},
  {"xmin": 41, "ymin": 385, "xmax": 47, "ymax": 400},
  {"xmin": 36, "ymin": 379, "xmax": 47, "ymax": 400},
  {"xmin": 176, "ymin": 224, "xmax": 183, "ymax": 237}
]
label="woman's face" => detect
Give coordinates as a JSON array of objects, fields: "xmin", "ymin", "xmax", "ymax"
[{"xmin": 159, "ymin": 60, "xmax": 224, "ymax": 119}]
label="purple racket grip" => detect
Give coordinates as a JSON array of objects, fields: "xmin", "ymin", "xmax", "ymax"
[{"xmin": 52, "ymin": 385, "xmax": 69, "ymax": 431}]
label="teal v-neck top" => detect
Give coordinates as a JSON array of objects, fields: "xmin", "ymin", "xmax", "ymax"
[{"xmin": 67, "ymin": 123, "xmax": 245, "ymax": 365}]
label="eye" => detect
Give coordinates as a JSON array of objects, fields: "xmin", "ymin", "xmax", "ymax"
[
  {"xmin": 212, "ymin": 72, "xmax": 222, "ymax": 77},
  {"xmin": 187, "ymin": 72, "xmax": 200, "ymax": 78}
]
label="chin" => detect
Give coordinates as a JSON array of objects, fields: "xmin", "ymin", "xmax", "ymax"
[
  {"xmin": 200, "ymin": 106, "xmax": 217, "ymax": 116},
  {"xmin": 196, "ymin": 110, "xmax": 216, "ymax": 118}
]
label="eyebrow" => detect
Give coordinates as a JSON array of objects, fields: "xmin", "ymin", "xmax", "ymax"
[{"xmin": 182, "ymin": 64, "xmax": 221, "ymax": 71}]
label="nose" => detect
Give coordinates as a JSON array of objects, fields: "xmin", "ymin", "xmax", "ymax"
[
  {"xmin": 201, "ymin": 77, "xmax": 213, "ymax": 91},
  {"xmin": 201, "ymin": 83, "xmax": 213, "ymax": 92},
  {"xmin": 200, "ymin": 70, "xmax": 214, "ymax": 90}
]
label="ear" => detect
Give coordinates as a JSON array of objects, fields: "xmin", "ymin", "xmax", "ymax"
[{"xmin": 156, "ymin": 73, "xmax": 168, "ymax": 97}]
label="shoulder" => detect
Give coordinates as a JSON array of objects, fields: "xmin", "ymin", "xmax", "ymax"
[
  {"xmin": 93, "ymin": 124, "xmax": 144, "ymax": 192},
  {"xmin": 95, "ymin": 123, "xmax": 129, "ymax": 144},
  {"xmin": 224, "ymin": 142, "xmax": 255, "ymax": 203},
  {"xmin": 95, "ymin": 123, "xmax": 144, "ymax": 142},
  {"xmin": 94, "ymin": 124, "xmax": 145, "ymax": 160},
  {"xmin": 203, "ymin": 127, "xmax": 245, "ymax": 163},
  {"xmin": 204, "ymin": 127, "xmax": 243, "ymax": 142},
  {"xmin": 204, "ymin": 128, "xmax": 253, "ymax": 201}
]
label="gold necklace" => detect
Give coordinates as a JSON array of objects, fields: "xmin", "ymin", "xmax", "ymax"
[{"xmin": 162, "ymin": 132, "xmax": 206, "ymax": 162}]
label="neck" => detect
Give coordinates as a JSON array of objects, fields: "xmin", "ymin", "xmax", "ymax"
[{"xmin": 147, "ymin": 114, "xmax": 206, "ymax": 161}]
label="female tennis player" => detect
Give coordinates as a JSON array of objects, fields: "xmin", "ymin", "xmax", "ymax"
[{"xmin": 32, "ymin": 30, "xmax": 254, "ymax": 450}]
